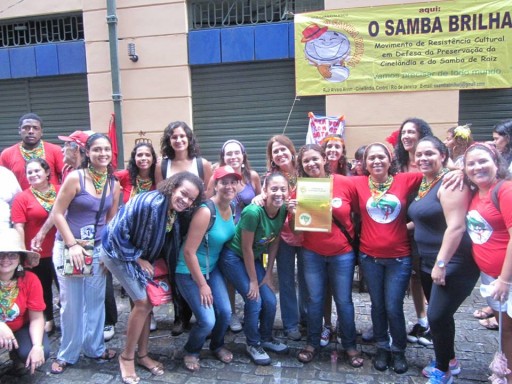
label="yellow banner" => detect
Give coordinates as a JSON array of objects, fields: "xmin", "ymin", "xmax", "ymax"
[{"xmin": 294, "ymin": 0, "xmax": 512, "ymax": 96}]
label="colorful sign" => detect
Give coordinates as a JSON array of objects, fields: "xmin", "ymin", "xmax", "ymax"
[
  {"xmin": 295, "ymin": 178, "xmax": 333, "ymax": 232},
  {"xmin": 294, "ymin": 0, "xmax": 512, "ymax": 95}
]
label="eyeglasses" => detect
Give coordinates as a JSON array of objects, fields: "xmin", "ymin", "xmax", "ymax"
[{"xmin": 0, "ymin": 253, "xmax": 19, "ymax": 261}]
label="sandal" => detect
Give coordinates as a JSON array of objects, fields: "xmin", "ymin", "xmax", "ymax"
[
  {"xmin": 214, "ymin": 347, "xmax": 233, "ymax": 364},
  {"xmin": 136, "ymin": 354, "xmax": 164, "ymax": 376},
  {"xmin": 95, "ymin": 348, "xmax": 117, "ymax": 361},
  {"xmin": 346, "ymin": 350, "xmax": 364, "ymax": 368},
  {"xmin": 183, "ymin": 354, "xmax": 200, "ymax": 372},
  {"xmin": 479, "ymin": 317, "xmax": 499, "ymax": 330},
  {"xmin": 50, "ymin": 359, "xmax": 67, "ymax": 375},
  {"xmin": 119, "ymin": 355, "xmax": 140, "ymax": 384},
  {"xmin": 297, "ymin": 345, "xmax": 317, "ymax": 363},
  {"xmin": 473, "ymin": 306, "xmax": 494, "ymax": 319}
]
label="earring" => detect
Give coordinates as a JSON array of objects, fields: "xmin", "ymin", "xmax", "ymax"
[
  {"xmin": 17, "ymin": 264, "xmax": 23, "ymax": 272},
  {"xmin": 241, "ymin": 164, "xmax": 245, "ymax": 169},
  {"xmin": 271, "ymin": 160, "xmax": 277, "ymax": 168},
  {"xmin": 291, "ymin": 155, "xmax": 295, "ymax": 161}
]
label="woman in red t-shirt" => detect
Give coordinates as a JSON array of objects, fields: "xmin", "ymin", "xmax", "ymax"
[
  {"xmin": 11, "ymin": 158, "xmax": 60, "ymax": 335},
  {"xmin": 0, "ymin": 228, "xmax": 49, "ymax": 375},
  {"xmin": 464, "ymin": 143, "xmax": 512, "ymax": 382}
]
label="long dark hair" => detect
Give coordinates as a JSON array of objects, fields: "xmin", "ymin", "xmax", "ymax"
[
  {"xmin": 493, "ymin": 119, "xmax": 512, "ymax": 166},
  {"xmin": 394, "ymin": 118, "xmax": 433, "ymax": 171},
  {"xmin": 128, "ymin": 142, "xmax": 157, "ymax": 186},
  {"xmin": 81, "ymin": 133, "xmax": 114, "ymax": 175},
  {"xmin": 160, "ymin": 121, "xmax": 200, "ymax": 160},
  {"xmin": 219, "ymin": 139, "xmax": 253, "ymax": 183}
]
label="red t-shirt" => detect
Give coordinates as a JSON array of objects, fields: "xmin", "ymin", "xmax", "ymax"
[
  {"xmin": 466, "ymin": 181, "xmax": 512, "ymax": 277},
  {"xmin": 2, "ymin": 272, "xmax": 45, "ymax": 332},
  {"xmin": 352, "ymin": 173, "xmax": 422, "ymax": 258},
  {"xmin": 114, "ymin": 169, "xmax": 155, "ymax": 204},
  {"xmin": 11, "ymin": 185, "xmax": 60, "ymax": 258},
  {"xmin": 0, "ymin": 141, "xmax": 64, "ymax": 190},
  {"xmin": 302, "ymin": 174, "xmax": 357, "ymax": 256}
]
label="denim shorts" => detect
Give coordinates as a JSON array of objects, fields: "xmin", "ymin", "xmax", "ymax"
[{"xmin": 101, "ymin": 251, "xmax": 147, "ymax": 301}]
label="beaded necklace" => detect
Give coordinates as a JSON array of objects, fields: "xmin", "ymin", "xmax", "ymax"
[
  {"xmin": 31, "ymin": 184, "xmax": 57, "ymax": 213},
  {"xmin": 88, "ymin": 165, "xmax": 108, "ymax": 194},
  {"xmin": 281, "ymin": 170, "xmax": 297, "ymax": 191},
  {"xmin": 368, "ymin": 175, "xmax": 393, "ymax": 203},
  {"xmin": 166, "ymin": 209, "xmax": 177, "ymax": 233},
  {"xmin": 415, "ymin": 168, "xmax": 449, "ymax": 201},
  {"xmin": 130, "ymin": 176, "xmax": 153, "ymax": 200},
  {"xmin": 19, "ymin": 140, "xmax": 45, "ymax": 161},
  {"xmin": 0, "ymin": 279, "xmax": 19, "ymax": 322}
]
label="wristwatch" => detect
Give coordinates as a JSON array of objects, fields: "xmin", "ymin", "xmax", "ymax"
[{"xmin": 436, "ymin": 260, "xmax": 446, "ymax": 268}]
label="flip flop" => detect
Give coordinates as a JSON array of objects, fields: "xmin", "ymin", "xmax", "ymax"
[
  {"xmin": 50, "ymin": 359, "xmax": 67, "ymax": 374},
  {"xmin": 479, "ymin": 317, "xmax": 499, "ymax": 330},
  {"xmin": 473, "ymin": 306, "xmax": 494, "ymax": 319}
]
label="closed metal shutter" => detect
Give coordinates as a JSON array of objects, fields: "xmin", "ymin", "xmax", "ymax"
[
  {"xmin": 459, "ymin": 88, "xmax": 512, "ymax": 142},
  {"xmin": 191, "ymin": 60, "xmax": 325, "ymax": 174},
  {"xmin": 0, "ymin": 74, "xmax": 90, "ymax": 152}
]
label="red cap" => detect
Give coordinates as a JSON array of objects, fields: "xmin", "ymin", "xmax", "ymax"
[
  {"xmin": 58, "ymin": 130, "xmax": 93, "ymax": 148},
  {"xmin": 213, "ymin": 166, "xmax": 242, "ymax": 181}
]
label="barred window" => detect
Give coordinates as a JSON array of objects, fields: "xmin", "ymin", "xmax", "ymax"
[
  {"xmin": 0, "ymin": 14, "xmax": 84, "ymax": 48},
  {"xmin": 189, "ymin": 0, "xmax": 324, "ymax": 30}
]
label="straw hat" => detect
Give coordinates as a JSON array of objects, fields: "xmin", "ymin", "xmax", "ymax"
[{"xmin": 0, "ymin": 229, "xmax": 40, "ymax": 267}]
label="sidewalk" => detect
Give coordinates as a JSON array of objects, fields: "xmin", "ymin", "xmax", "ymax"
[{"xmin": 0, "ymin": 276, "xmax": 499, "ymax": 383}]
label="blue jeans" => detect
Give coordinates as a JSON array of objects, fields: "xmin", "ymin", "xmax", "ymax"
[
  {"xmin": 359, "ymin": 253, "xmax": 412, "ymax": 352},
  {"xmin": 276, "ymin": 241, "xmax": 307, "ymax": 332},
  {"xmin": 219, "ymin": 247, "xmax": 276, "ymax": 346},
  {"xmin": 303, "ymin": 249, "xmax": 357, "ymax": 350},
  {"xmin": 176, "ymin": 267, "xmax": 231, "ymax": 355}
]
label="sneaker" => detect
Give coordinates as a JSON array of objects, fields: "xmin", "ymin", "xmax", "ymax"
[
  {"xmin": 261, "ymin": 339, "xmax": 289, "ymax": 354},
  {"xmin": 427, "ymin": 368, "xmax": 453, "ymax": 384},
  {"xmin": 373, "ymin": 348, "xmax": 391, "ymax": 371},
  {"xmin": 392, "ymin": 351, "xmax": 408, "ymax": 374},
  {"xmin": 285, "ymin": 328, "xmax": 302, "ymax": 341},
  {"xmin": 418, "ymin": 328, "xmax": 433, "ymax": 346},
  {"xmin": 103, "ymin": 325, "xmax": 115, "ymax": 342},
  {"xmin": 246, "ymin": 344, "xmax": 271, "ymax": 365},
  {"xmin": 229, "ymin": 313, "xmax": 243, "ymax": 333},
  {"xmin": 171, "ymin": 320, "xmax": 185, "ymax": 336},
  {"xmin": 407, "ymin": 323, "xmax": 428, "ymax": 343},
  {"xmin": 150, "ymin": 313, "xmax": 157, "ymax": 332},
  {"xmin": 320, "ymin": 326, "xmax": 331, "ymax": 347},
  {"xmin": 362, "ymin": 326, "xmax": 374, "ymax": 342},
  {"xmin": 422, "ymin": 359, "xmax": 461, "ymax": 378}
]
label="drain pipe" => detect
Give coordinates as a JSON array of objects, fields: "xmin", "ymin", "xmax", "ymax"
[{"xmin": 106, "ymin": 0, "xmax": 124, "ymax": 166}]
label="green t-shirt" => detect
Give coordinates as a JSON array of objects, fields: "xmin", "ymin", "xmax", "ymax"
[{"xmin": 227, "ymin": 204, "xmax": 286, "ymax": 260}]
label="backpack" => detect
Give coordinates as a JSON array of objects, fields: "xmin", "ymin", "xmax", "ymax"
[
  {"xmin": 490, "ymin": 180, "xmax": 505, "ymax": 212},
  {"xmin": 161, "ymin": 157, "xmax": 204, "ymax": 181}
]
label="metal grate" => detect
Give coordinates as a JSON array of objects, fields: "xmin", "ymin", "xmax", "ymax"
[
  {"xmin": 0, "ymin": 14, "xmax": 84, "ymax": 48},
  {"xmin": 189, "ymin": 0, "xmax": 323, "ymax": 29}
]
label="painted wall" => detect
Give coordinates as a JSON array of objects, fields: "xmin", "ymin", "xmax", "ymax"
[
  {"xmin": 324, "ymin": 0, "xmax": 458, "ymax": 158},
  {"xmin": 0, "ymin": 0, "xmax": 82, "ymax": 19}
]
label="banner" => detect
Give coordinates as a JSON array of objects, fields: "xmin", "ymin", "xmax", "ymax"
[
  {"xmin": 306, "ymin": 112, "xmax": 345, "ymax": 144},
  {"xmin": 295, "ymin": 0, "xmax": 512, "ymax": 96}
]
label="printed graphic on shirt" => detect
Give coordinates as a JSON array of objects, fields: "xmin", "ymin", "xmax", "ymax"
[
  {"xmin": 466, "ymin": 210, "xmax": 492, "ymax": 245},
  {"xmin": 331, "ymin": 197, "xmax": 342, "ymax": 208},
  {"xmin": 256, "ymin": 234, "xmax": 277, "ymax": 246},
  {"xmin": 0, "ymin": 303, "xmax": 19, "ymax": 322},
  {"xmin": 366, "ymin": 194, "xmax": 400, "ymax": 224}
]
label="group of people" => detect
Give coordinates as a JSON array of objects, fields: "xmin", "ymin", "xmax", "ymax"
[{"xmin": 0, "ymin": 112, "xmax": 511, "ymax": 384}]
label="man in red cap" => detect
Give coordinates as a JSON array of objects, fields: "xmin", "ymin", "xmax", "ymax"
[
  {"xmin": 58, "ymin": 130, "xmax": 94, "ymax": 180},
  {"xmin": 0, "ymin": 113, "xmax": 64, "ymax": 189}
]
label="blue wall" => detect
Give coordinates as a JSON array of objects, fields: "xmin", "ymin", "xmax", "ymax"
[
  {"xmin": 189, "ymin": 22, "xmax": 295, "ymax": 65},
  {"xmin": 0, "ymin": 41, "xmax": 86, "ymax": 79}
]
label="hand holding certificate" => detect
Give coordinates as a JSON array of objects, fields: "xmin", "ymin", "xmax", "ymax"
[{"xmin": 295, "ymin": 177, "xmax": 333, "ymax": 232}]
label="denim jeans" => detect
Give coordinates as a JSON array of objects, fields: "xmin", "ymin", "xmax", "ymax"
[
  {"xmin": 276, "ymin": 241, "xmax": 307, "ymax": 332},
  {"xmin": 359, "ymin": 253, "xmax": 412, "ymax": 352},
  {"xmin": 176, "ymin": 267, "xmax": 231, "ymax": 355},
  {"xmin": 219, "ymin": 247, "xmax": 276, "ymax": 346},
  {"xmin": 302, "ymin": 248, "xmax": 357, "ymax": 350}
]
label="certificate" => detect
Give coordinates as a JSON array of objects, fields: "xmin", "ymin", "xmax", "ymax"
[{"xmin": 295, "ymin": 177, "xmax": 333, "ymax": 232}]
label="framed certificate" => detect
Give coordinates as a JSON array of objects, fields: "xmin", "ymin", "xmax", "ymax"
[{"xmin": 295, "ymin": 177, "xmax": 333, "ymax": 232}]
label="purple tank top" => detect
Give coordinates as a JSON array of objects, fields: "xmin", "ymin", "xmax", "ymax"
[
  {"xmin": 57, "ymin": 171, "xmax": 114, "ymax": 245},
  {"xmin": 234, "ymin": 179, "xmax": 256, "ymax": 223}
]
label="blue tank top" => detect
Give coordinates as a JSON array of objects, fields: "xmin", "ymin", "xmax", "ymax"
[{"xmin": 58, "ymin": 171, "xmax": 114, "ymax": 245}]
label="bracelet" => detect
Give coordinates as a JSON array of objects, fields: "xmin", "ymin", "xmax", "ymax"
[
  {"xmin": 498, "ymin": 276, "xmax": 512, "ymax": 285},
  {"xmin": 66, "ymin": 242, "xmax": 78, "ymax": 249}
]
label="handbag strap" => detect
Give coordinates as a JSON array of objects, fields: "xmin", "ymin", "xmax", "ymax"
[
  {"xmin": 332, "ymin": 216, "xmax": 354, "ymax": 245},
  {"xmin": 93, "ymin": 176, "xmax": 111, "ymax": 235}
]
